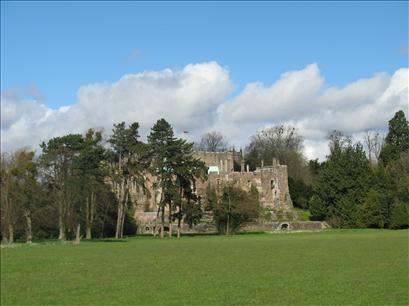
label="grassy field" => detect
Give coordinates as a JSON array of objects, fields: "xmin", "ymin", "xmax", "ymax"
[{"xmin": 1, "ymin": 230, "xmax": 408, "ymax": 305}]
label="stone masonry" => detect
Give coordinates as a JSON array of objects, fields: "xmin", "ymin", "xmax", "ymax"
[
  {"xmin": 194, "ymin": 151, "xmax": 293, "ymax": 211},
  {"xmin": 132, "ymin": 150, "xmax": 294, "ymax": 231}
]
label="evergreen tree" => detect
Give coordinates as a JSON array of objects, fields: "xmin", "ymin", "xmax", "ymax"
[
  {"xmin": 148, "ymin": 119, "xmax": 178, "ymax": 238},
  {"xmin": 389, "ymin": 201, "xmax": 409, "ymax": 229},
  {"xmin": 40, "ymin": 134, "xmax": 84, "ymax": 241},
  {"xmin": 148, "ymin": 119, "xmax": 207, "ymax": 237},
  {"xmin": 358, "ymin": 189, "xmax": 384, "ymax": 228},
  {"xmin": 108, "ymin": 122, "xmax": 149, "ymax": 239},
  {"xmin": 310, "ymin": 132, "xmax": 371, "ymax": 227},
  {"xmin": 76, "ymin": 129, "xmax": 106, "ymax": 240},
  {"xmin": 379, "ymin": 110, "xmax": 409, "ymax": 166},
  {"xmin": 371, "ymin": 166, "xmax": 394, "ymax": 228}
]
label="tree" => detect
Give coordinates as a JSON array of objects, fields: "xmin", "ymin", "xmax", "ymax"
[
  {"xmin": 213, "ymin": 184, "xmax": 260, "ymax": 234},
  {"xmin": 358, "ymin": 189, "xmax": 384, "ymax": 228},
  {"xmin": 379, "ymin": 110, "xmax": 409, "ymax": 166},
  {"xmin": 385, "ymin": 152, "xmax": 409, "ymax": 229},
  {"xmin": 288, "ymin": 177, "xmax": 313, "ymax": 209},
  {"xmin": 197, "ymin": 131, "xmax": 228, "ymax": 152},
  {"xmin": 389, "ymin": 201, "xmax": 409, "ymax": 229},
  {"xmin": 245, "ymin": 125, "xmax": 307, "ymax": 181},
  {"xmin": 370, "ymin": 165, "xmax": 394, "ymax": 228},
  {"xmin": 148, "ymin": 119, "xmax": 207, "ymax": 238},
  {"xmin": 40, "ymin": 134, "xmax": 84, "ymax": 241},
  {"xmin": 1, "ymin": 153, "xmax": 17, "ymax": 243},
  {"xmin": 76, "ymin": 129, "xmax": 106, "ymax": 239},
  {"xmin": 9, "ymin": 150, "xmax": 39, "ymax": 243},
  {"xmin": 108, "ymin": 122, "xmax": 149, "ymax": 239},
  {"xmin": 387, "ymin": 152, "xmax": 409, "ymax": 204},
  {"xmin": 148, "ymin": 119, "xmax": 177, "ymax": 237},
  {"xmin": 172, "ymin": 139, "xmax": 207, "ymax": 237},
  {"xmin": 310, "ymin": 131, "xmax": 371, "ymax": 227},
  {"xmin": 363, "ymin": 131, "xmax": 384, "ymax": 164}
]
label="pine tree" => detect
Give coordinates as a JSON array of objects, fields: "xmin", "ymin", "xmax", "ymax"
[
  {"xmin": 379, "ymin": 110, "xmax": 409, "ymax": 166},
  {"xmin": 310, "ymin": 132, "xmax": 371, "ymax": 227},
  {"xmin": 148, "ymin": 119, "xmax": 207, "ymax": 238},
  {"xmin": 148, "ymin": 119, "xmax": 178, "ymax": 238},
  {"xmin": 108, "ymin": 122, "xmax": 149, "ymax": 239},
  {"xmin": 358, "ymin": 189, "xmax": 384, "ymax": 228}
]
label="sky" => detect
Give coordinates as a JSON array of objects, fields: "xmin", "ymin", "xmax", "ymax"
[{"xmin": 1, "ymin": 1, "xmax": 408, "ymax": 160}]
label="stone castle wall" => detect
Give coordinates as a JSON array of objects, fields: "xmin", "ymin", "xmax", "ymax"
[
  {"xmin": 194, "ymin": 151, "xmax": 292, "ymax": 211},
  {"xmin": 194, "ymin": 151, "xmax": 235, "ymax": 173},
  {"xmin": 131, "ymin": 150, "xmax": 293, "ymax": 224}
]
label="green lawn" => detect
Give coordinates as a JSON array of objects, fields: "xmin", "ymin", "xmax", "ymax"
[{"xmin": 1, "ymin": 230, "xmax": 408, "ymax": 305}]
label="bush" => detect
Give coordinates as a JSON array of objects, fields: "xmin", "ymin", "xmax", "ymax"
[
  {"xmin": 358, "ymin": 189, "xmax": 384, "ymax": 228},
  {"xmin": 389, "ymin": 201, "xmax": 409, "ymax": 229}
]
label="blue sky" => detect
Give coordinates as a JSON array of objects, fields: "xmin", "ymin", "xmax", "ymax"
[
  {"xmin": 2, "ymin": 1, "xmax": 408, "ymax": 108},
  {"xmin": 1, "ymin": 1, "xmax": 408, "ymax": 159}
]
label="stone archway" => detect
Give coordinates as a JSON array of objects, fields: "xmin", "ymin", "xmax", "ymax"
[{"xmin": 280, "ymin": 223, "xmax": 290, "ymax": 230}]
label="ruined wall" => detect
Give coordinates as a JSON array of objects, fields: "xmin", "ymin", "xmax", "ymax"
[
  {"xmin": 131, "ymin": 150, "xmax": 293, "ymax": 225},
  {"xmin": 238, "ymin": 221, "xmax": 330, "ymax": 232},
  {"xmin": 137, "ymin": 221, "xmax": 329, "ymax": 235},
  {"xmin": 195, "ymin": 164, "xmax": 292, "ymax": 211},
  {"xmin": 194, "ymin": 151, "xmax": 235, "ymax": 173}
]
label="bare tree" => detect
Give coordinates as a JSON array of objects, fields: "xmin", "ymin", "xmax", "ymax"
[
  {"xmin": 363, "ymin": 131, "xmax": 384, "ymax": 164},
  {"xmin": 246, "ymin": 125, "xmax": 306, "ymax": 180},
  {"xmin": 198, "ymin": 131, "xmax": 228, "ymax": 152}
]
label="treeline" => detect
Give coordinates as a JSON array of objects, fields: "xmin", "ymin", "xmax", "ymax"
[
  {"xmin": 309, "ymin": 111, "xmax": 409, "ymax": 229},
  {"xmin": 239, "ymin": 110, "xmax": 409, "ymax": 229},
  {"xmin": 1, "ymin": 111, "xmax": 408, "ymax": 243},
  {"xmin": 1, "ymin": 119, "xmax": 208, "ymax": 243}
]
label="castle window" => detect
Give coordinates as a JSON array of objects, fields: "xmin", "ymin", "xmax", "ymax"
[{"xmin": 270, "ymin": 180, "xmax": 275, "ymax": 190}]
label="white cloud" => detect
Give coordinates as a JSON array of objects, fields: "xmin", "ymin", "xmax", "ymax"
[
  {"xmin": 214, "ymin": 65, "xmax": 408, "ymax": 160},
  {"xmin": 1, "ymin": 62, "xmax": 408, "ymax": 161}
]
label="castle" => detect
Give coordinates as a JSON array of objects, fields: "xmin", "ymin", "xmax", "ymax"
[
  {"xmin": 132, "ymin": 150, "xmax": 294, "ymax": 233},
  {"xmin": 193, "ymin": 150, "xmax": 293, "ymax": 211}
]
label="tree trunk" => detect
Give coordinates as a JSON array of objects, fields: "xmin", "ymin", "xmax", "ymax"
[
  {"xmin": 115, "ymin": 201, "xmax": 123, "ymax": 239},
  {"xmin": 226, "ymin": 213, "xmax": 230, "ymax": 235},
  {"xmin": 226, "ymin": 191, "xmax": 231, "ymax": 235},
  {"xmin": 8, "ymin": 224, "xmax": 14, "ymax": 244},
  {"xmin": 85, "ymin": 226, "xmax": 92, "ymax": 240},
  {"xmin": 100, "ymin": 199, "xmax": 110, "ymax": 238},
  {"xmin": 1, "ymin": 234, "xmax": 8, "ymax": 244},
  {"xmin": 160, "ymin": 205, "xmax": 165, "ymax": 238},
  {"xmin": 86, "ymin": 190, "xmax": 97, "ymax": 240},
  {"xmin": 25, "ymin": 211, "xmax": 32, "ymax": 244},
  {"xmin": 120, "ymin": 189, "xmax": 129, "ymax": 239},
  {"xmin": 177, "ymin": 206, "xmax": 181, "ymax": 238},
  {"xmin": 90, "ymin": 190, "xmax": 96, "ymax": 238},
  {"xmin": 168, "ymin": 204, "xmax": 172, "ymax": 238},
  {"xmin": 58, "ymin": 199, "xmax": 66, "ymax": 240},
  {"xmin": 74, "ymin": 223, "xmax": 81, "ymax": 244},
  {"xmin": 115, "ymin": 182, "xmax": 124, "ymax": 239},
  {"xmin": 85, "ymin": 196, "xmax": 91, "ymax": 239}
]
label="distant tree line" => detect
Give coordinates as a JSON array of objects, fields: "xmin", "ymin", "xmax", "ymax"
[
  {"xmin": 239, "ymin": 110, "xmax": 409, "ymax": 229},
  {"xmin": 309, "ymin": 111, "xmax": 409, "ymax": 229},
  {"xmin": 1, "ymin": 111, "xmax": 408, "ymax": 243}
]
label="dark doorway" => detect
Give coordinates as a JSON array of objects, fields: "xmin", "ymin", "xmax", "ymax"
[{"xmin": 281, "ymin": 223, "xmax": 289, "ymax": 230}]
